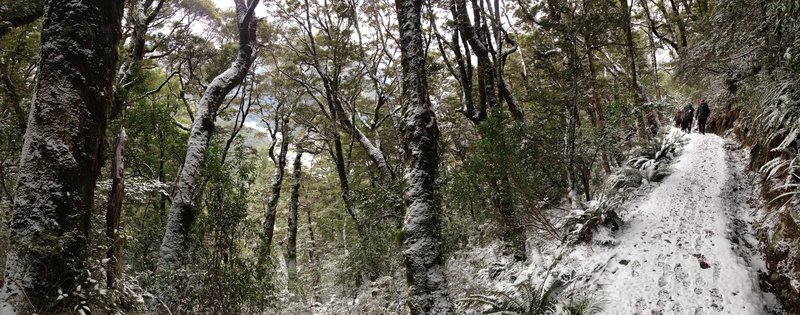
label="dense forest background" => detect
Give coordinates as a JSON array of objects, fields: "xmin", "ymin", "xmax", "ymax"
[{"xmin": 0, "ymin": 0, "xmax": 799, "ymax": 314}]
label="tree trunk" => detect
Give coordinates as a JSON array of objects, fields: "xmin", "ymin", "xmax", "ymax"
[
  {"xmin": 452, "ymin": 0, "xmax": 522, "ymax": 123},
  {"xmin": 587, "ymin": 51, "xmax": 612, "ymax": 174},
  {"xmin": 668, "ymin": 0, "xmax": 688, "ymax": 49},
  {"xmin": 395, "ymin": 0, "xmax": 456, "ymax": 313},
  {"xmin": 0, "ymin": 0, "xmax": 124, "ymax": 313},
  {"xmin": 263, "ymin": 137, "xmax": 289, "ymax": 256},
  {"xmin": 106, "ymin": 128, "xmax": 128, "ymax": 289},
  {"xmin": 286, "ymin": 152, "xmax": 302, "ymax": 279},
  {"xmin": 336, "ymin": 114, "xmax": 394, "ymax": 182},
  {"xmin": 620, "ymin": 0, "xmax": 646, "ymax": 140},
  {"xmin": 564, "ymin": 104, "xmax": 580, "ymax": 209},
  {"xmin": 327, "ymin": 94, "xmax": 362, "ymax": 233},
  {"xmin": 155, "ymin": 0, "xmax": 259, "ymax": 311}
]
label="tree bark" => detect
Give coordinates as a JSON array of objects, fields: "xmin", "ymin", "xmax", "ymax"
[
  {"xmin": 396, "ymin": 0, "xmax": 456, "ymax": 313},
  {"xmin": 0, "ymin": 0, "xmax": 124, "ymax": 313},
  {"xmin": 668, "ymin": 0, "xmax": 688, "ymax": 49},
  {"xmin": 286, "ymin": 152, "xmax": 302, "ymax": 279},
  {"xmin": 326, "ymin": 91, "xmax": 362, "ymax": 233},
  {"xmin": 263, "ymin": 134, "xmax": 289, "ymax": 256},
  {"xmin": 106, "ymin": 127, "xmax": 128, "ymax": 289},
  {"xmin": 587, "ymin": 51, "xmax": 612, "ymax": 174},
  {"xmin": 620, "ymin": 0, "xmax": 647, "ymax": 140},
  {"xmin": 155, "ymin": 0, "xmax": 259, "ymax": 311},
  {"xmin": 305, "ymin": 193, "xmax": 316, "ymax": 264},
  {"xmin": 452, "ymin": 0, "xmax": 522, "ymax": 123}
]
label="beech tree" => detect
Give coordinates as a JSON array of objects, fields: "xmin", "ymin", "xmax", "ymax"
[
  {"xmin": 396, "ymin": 0, "xmax": 455, "ymax": 313},
  {"xmin": 286, "ymin": 151, "xmax": 303, "ymax": 279},
  {"xmin": 0, "ymin": 0, "xmax": 124, "ymax": 313},
  {"xmin": 155, "ymin": 0, "xmax": 260, "ymax": 311}
]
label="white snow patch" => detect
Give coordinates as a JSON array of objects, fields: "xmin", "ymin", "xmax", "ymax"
[{"xmin": 578, "ymin": 133, "xmax": 779, "ymax": 314}]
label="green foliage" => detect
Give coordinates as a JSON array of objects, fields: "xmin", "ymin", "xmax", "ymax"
[
  {"xmin": 184, "ymin": 137, "xmax": 275, "ymax": 314},
  {"xmin": 562, "ymin": 193, "xmax": 622, "ymax": 245},
  {"xmin": 459, "ymin": 266, "xmax": 603, "ymax": 315},
  {"xmin": 120, "ymin": 75, "xmax": 188, "ymax": 274},
  {"xmin": 749, "ymin": 74, "xmax": 800, "ymax": 207},
  {"xmin": 339, "ymin": 183, "xmax": 404, "ymax": 285},
  {"xmin": 445, "ymin": 110, "xmax": 566, "ymax": 255}
]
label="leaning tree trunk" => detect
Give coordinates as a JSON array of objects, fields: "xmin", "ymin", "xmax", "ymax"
[
  {"xmin": 0, "ymin": 0, "xmax": 124, "ymax": 313},
  {"xmin": 286, "ymin": 152, "xmax": 302, "ymax": 279},
  {"xmin": 395, "ymin": 0, "xmax": 456, "ymax": 313},
  {"xmin": 155, "ymin": 0, "xmax": 259, "ymax": 311}
]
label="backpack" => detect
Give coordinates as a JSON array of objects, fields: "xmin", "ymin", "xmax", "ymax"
[
  {"xmin": 684, "ymin": 108, "xmax": 694, "ymax": 120},
  {"xmin": 698, "ymin": 104, "xmax": 710, "ymax": 118}
]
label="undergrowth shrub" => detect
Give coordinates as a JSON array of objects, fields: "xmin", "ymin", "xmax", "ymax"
[{"xmin": 458, "ymin": 261, "xmax": 603, "ymax": 315}]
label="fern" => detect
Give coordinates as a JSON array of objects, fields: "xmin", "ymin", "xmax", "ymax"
[
  {"xmin": 749, "ymin": 74, "xmax": 800, "ymax": 207},
  {"xmin": 458, "ymin": 245, "xmax": 604, "ymax": 315}
]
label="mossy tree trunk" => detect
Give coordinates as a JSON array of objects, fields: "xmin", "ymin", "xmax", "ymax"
[{"xmin": 0, "ymin": 0, "xmax": 124, "ymax": 313}]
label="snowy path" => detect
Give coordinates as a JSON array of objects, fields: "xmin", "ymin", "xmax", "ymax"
[{"xmin": 597, "ymin": 133, "xmax": 771, "ymax": 315}]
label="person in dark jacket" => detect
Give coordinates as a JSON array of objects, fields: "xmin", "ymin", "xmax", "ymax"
[
  {"xmin": 696, "ymin": 98, "xmax": 711, "ymax": 134},
  {"xmin": 674, "ymin": 108, "xmax": 683, "ymax": 128},
  {"xmin": 682, "ymin": 104, "xmax": 695, "ymax": 133}
]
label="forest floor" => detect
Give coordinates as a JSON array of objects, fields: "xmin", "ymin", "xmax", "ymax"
[{"xmin": 582, "ymin": 131, "xmax": 783, "ymax": 314}]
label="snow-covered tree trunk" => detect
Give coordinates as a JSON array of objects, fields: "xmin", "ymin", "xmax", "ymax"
[
  {"xmin": 155, "ymin": 0, "xmax": 259, "ymax": 311},
  {"xmin": 0, "ymin": 0, "xmax": 124, "ymax": 312},
  {"xmin": 286, "ymin": 151, "xmax": 302, "ymax": 279},
  {"xmin": 106, "ymin": 127, "xmax": 128, "ymax": 289},
  {"xmin": 396, "ymin": 0, "xmax": 456, "ymax": 313},
  {"xmin": 338, "ymin": 116, "xmax": 394, "ymax": 182},
  {"xmin": 263, "ymin": 136, "xmax": 289, "ymax": 256}
]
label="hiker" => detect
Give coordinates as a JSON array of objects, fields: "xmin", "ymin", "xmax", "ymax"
[
  {"xmin": 674, "ymin": 108, "xmax": 683, "ymax": 128},
  {"xmin": 681, "ymin": 103, "xmax": 695, "ymax": 133},
  {"xmin": 696, "ymin": 98, "xmax": 711, "ymax": 135}
]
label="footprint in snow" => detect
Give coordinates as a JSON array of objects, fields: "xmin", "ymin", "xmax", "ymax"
[
  {"xmin": 634, "ymin": 298, "xmax": 647, "ymax": 312},
  {"xmin": 694, "ymin": 236, "xmax": 703, "ymax": 251},
  {"xmin": 656, "ymin": 253, "xmax": 667, "ymax": 266},
  {"xmin": 658, "ymin": 264, "xmax": 672, "ymax": 287},
  {"xmin": 672, "ymin": 302, "xmax": 684, "ymax": 313},
  {"xmin": 694, "ymin": 276, "xmax": 706, "ymax": 295},
  {"xmin": 631, "ymin": 260, "xmax": 641, "ymax": 277},
  {"xmin": 674, "ymin": 263, "xmax": 688, "ymax": 282},
  {"xmin": 658, "ymin": 272, "xmax": 668, "ymax": 287},
  {"xmin": 656, "ymin": 289, "xmax": 670, "ymax": 307},
  {"xmin": 710, "ymin": 288, "xmax": 724, "ymax": 311}
]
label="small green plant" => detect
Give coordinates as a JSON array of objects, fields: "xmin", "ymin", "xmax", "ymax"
[{"xmin": 458, "ymin": 259, "xmax": 603, "ymax": 315}]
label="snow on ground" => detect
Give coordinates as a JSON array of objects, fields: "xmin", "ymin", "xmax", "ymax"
[
  {"xmin": 570, "ymin": 132, "xmax": 780, "ymax": 314},
  {"xmin": 289, "ymin": 130, "xmax": 788, "ymax": 314}
]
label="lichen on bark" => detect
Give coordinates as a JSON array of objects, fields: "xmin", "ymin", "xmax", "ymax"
[{"xmin": 0, "ymin": 0, "xmax": 124, "ymax": 313}]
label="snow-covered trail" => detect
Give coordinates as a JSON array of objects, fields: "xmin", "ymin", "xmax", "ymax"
[{"xmin": 598, "ymin": 133, "xmax": 771, "ymax": 314}]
